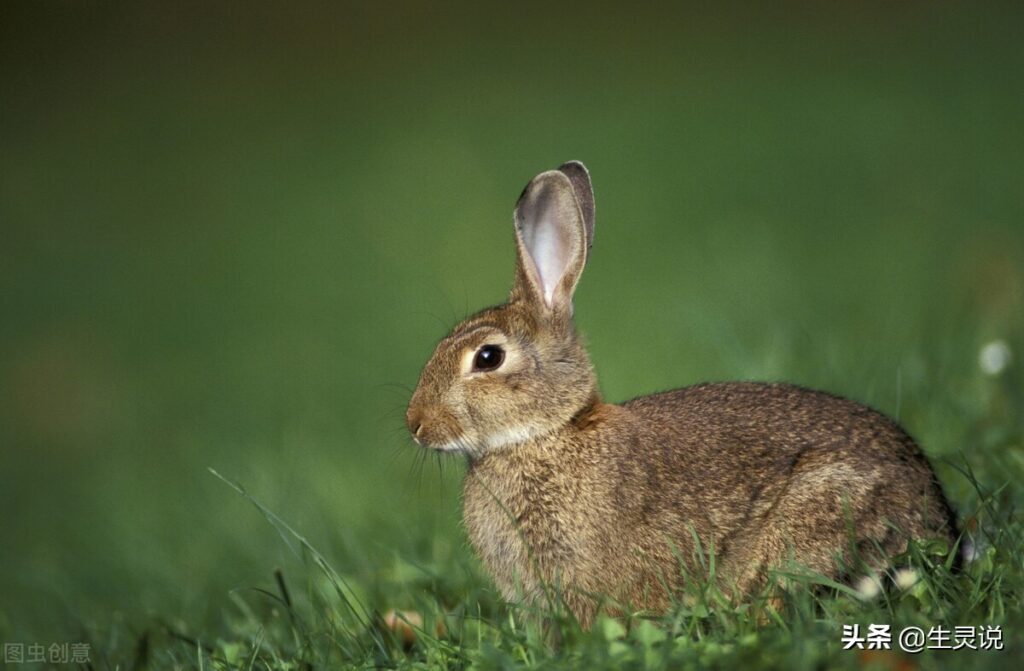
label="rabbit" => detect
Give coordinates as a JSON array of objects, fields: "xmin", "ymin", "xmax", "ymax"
[{"xmin": 405, "ymin": 161, "xmax": 959, "ymax": 628}]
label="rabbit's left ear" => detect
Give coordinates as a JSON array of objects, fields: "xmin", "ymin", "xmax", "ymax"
[{"xmin": 512, "ymin": 168, "xmax": 589, "ymax": 314}]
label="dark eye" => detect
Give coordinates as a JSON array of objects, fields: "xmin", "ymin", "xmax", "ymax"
[{"xmin": 473, "ymin": 344, "xmax": 505, "ymax": 371}]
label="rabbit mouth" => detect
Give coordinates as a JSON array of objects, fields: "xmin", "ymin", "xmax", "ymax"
[
  {"xmin": 413, "ymin": 424, "xmax": 543, "ymax": 456},
  {"xmin": 408, "ymin": 415, "xmax": 475, "ymax": 454},
  {"xmin": 412, "ymin": 431, "xmax": 466, "ymax": 453},
  {"xmin": 417, "ymin": 433, "xmax": 479, "ymax": 456},
  {"xmin": 407, "ymin": 400, "xmax": 548, "ymax": 455}
]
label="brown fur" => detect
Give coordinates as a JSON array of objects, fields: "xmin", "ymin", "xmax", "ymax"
[{"xmin": 406, "ymin": 162, "xmax": 958, "ymax": 628}]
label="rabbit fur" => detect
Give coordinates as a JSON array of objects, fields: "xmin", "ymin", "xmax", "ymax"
[{"xmin": 406, "ymin": 162, "xmax": 959, "ymax": 628}]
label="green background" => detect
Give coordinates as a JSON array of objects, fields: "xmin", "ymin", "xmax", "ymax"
[{"xmin": 1, "ymin": 1, "xmax": 1021, "ymax": 663}]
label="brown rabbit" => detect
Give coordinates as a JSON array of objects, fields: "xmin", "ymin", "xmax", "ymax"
[{"xmin": 406, "ymin": 161, "xmax": 958, "ymax": 628}]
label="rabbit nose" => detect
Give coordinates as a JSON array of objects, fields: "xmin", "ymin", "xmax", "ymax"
[{"xmin": 406, "ymin": 409, "xmax": 424, "ymax": 444}]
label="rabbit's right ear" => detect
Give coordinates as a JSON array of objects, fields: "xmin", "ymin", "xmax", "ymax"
[
  {"xmin": 512, "ymin": 169, "xmax": 588, "ymax": 315},
  {"xmin": 557, "ymin": 161, "xmax": 595, "ymax": 260}
]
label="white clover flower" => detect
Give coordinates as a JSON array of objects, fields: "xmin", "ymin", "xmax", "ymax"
[
  {"xmin": 893, "ymin": 568, "xmax": 919, "ymax": 590},
  {"xmin": 855, "ymin": 574, "xmax": 882, "ymax": 600},
  {"xmin": 962, "ymin": 538, "xmax": 979, "ymax": 563},
  {"xmin": 978, "ymin": 340, "xmax": 1012, "ymax": 376}
]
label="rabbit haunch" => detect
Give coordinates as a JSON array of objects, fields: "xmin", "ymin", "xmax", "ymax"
[{"xmin": 406, "ymin": 161, "xmax": 959, "ymax": 628}]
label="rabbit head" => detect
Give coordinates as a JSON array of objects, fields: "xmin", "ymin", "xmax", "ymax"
[{"xmin": 406, "ymin": 162, "xmax": 599, "ymax": 456}]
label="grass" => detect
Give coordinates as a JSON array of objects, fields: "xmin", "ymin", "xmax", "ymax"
[
  {"xmin": 78, "ymin": 454, "xmax": 1023, "ymax": 669},
  {"xmin": 1, "ymin": 2, "xmax": 1023, "ymax": 669}
]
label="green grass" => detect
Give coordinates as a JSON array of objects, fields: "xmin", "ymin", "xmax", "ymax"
[
  {"xmin": 1, "ymin": 2, "xmax": 1022, "ymax": 669},
  {"xmin": 156, "ymin": 459, "xmax": 1014, "ymax": 671}
]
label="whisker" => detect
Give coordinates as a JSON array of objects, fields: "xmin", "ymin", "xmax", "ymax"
[{"xmin": 376, "ymin": 381, "xmax": 415, "ymax": 393}]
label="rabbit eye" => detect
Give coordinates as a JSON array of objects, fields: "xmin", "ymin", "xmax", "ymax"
[{"xmin": 473, "ymin": 345, "xmax": 505, "ymax": 372}]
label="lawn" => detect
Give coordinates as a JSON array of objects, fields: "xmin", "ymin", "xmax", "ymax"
[{"xmin": 1, "ymin": 3, "xmax": 1022, "ymax": 669}]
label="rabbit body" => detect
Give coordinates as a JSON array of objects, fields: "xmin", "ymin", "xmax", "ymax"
[
  {"xmin": 463, "ymin": 379, "xmax": 955, "ymax": 627},
  {"xmin": 407, "ymin": 162, "xmax": 957, "ymax": 627}
]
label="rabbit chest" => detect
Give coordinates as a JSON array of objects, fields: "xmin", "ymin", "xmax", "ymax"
[{"xmin": 462, "ymin": 441, "xmax": 611, "ymax": 601}]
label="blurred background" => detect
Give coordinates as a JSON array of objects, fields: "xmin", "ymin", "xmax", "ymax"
[{"xmin": 1, "ymin": 1, "xmax": 1021, "ymax": 642}]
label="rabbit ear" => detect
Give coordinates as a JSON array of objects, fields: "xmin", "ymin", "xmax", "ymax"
[
  {"xmin": 557, "ymin": 161, "xmax": 595, "ymax": 260},
  {"xmin": 513, "ymin": 169, "xmax": 588, "ymax": 313}
]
